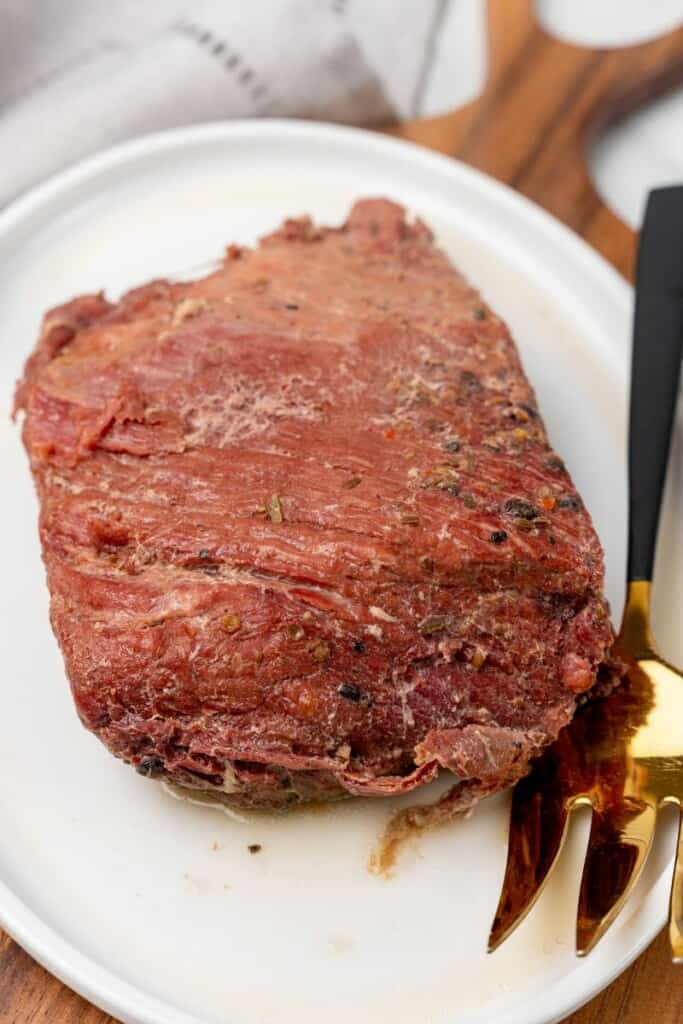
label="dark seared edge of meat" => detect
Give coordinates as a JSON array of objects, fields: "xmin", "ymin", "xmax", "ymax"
[{"xmin": 15, "ymin": 198, "xmax": 620, "ymax": 812}]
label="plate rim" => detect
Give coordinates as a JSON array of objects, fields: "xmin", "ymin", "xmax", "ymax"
[{"xmin": 0, "ymin": 117, "xmax": 665, "ymax": 1024}]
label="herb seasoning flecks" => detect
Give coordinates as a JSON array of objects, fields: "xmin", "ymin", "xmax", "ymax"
[
  {"xmin": 556, "ymin": 495, "xmax": 581, "ymax": 511},
  {"xmin": 418, "ymin": 614, "xmax": 447, "ymax": 636},
  {"xmin": 267, "ymin": 494, "xmax": 284, "ymax": 523},
  {"xmin": 338, "ymin": 682, "xmax": 362, "ymax": 702},
  {"xmin": 136, "ymin": 756, "xmax": 163, "ymax": 778},
  {"xmin": 503, "ymin": 498, "xmax": 540, "ymax": 521},
  {"xmin": 309, "ymin": 639, "xmax": 330, "ymax": 662}
]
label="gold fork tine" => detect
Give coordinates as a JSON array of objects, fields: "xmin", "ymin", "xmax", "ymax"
[
  {"xmin": 489, "ymin": 667, "xmax": 607, "ymax": 952},
  {"xmin": 575, "ymin": 798, "xmax": 657, "ymax": 956},
  {"xmin": 668, "ymin": 806, "xmax": 683, "ymax": 962},
  {"xmin": 488, "ymin": 755, "xmax": 573, "ymax": 951}
]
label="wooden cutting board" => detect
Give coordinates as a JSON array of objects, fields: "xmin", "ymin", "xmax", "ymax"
[
  {"xmin": 390, "ymin": 0, "xmax": 683, "ymax": 282},
  {"xmin": 2, "ymin": 3, "xmax": 683, "ymax": 1021}
]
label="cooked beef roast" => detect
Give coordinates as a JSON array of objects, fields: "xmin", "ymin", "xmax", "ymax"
[{"xmin": 15, "ymin": 199, "xmax": 618, "ymax": 810}]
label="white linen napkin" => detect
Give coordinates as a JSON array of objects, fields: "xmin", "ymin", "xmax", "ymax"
[{"xmin": 0, "ymin": 0, "xmax": 461, "ymax": 207}]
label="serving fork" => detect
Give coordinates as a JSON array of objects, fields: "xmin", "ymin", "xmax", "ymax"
[{"xmin": 488, "ymin": 186, "xmax": 683, "ymax": 959}]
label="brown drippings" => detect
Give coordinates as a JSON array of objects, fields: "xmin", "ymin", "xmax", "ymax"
[
  {"xmin": 369, "ymin": 799, "xmax": 456, "ymax": 876},
  {"xmin": 369, "ymin": 782, "xmax": 474, "ymax": 876},
  {"xmin": 369, "ymin": 806, "xmax": 426, "ymax": 876}
]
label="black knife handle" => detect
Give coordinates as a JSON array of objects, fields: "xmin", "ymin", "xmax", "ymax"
[{"xmin": 628, "ymin": 186, "xmax": 683, "ymax": 582}]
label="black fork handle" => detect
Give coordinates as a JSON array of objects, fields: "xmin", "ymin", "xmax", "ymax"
[{"xmin": 628, "ymin": 186, "xmax": 683, "ymax": 583}]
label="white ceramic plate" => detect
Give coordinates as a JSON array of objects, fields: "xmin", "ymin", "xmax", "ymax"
[{"xmin": 1, "ymin": 121, "xmax": 682, "ymax": 1024}]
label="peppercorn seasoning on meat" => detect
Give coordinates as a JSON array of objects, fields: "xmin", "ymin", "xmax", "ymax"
[{"xmin": 15, "ymin": 199, "xmax": 620, "ymax": 810}]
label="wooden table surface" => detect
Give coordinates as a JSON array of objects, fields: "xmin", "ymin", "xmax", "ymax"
[{"xmin": 3, "ymin": 2, "xmax": 683, "ymax": 1021}]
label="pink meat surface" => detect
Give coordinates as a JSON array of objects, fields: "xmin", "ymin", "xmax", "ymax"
[{"xmin": 16, "ymin": 199, "xmax": 618, "ymax": 809}]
